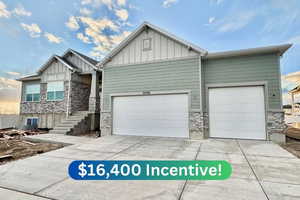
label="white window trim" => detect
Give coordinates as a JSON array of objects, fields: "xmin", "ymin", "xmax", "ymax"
[
  {"xmin": 25, "ymin": 117, "xmax": 39, "ymax": 126},
  {"xmin": 24, "ymin": 84, "xmax": 41, "ymax": 103},
  {"xmin": 46, "ymin": 81, "xmax": 65, "ymax": 102}
]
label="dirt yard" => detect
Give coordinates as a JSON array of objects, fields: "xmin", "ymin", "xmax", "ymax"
[
  {"xmin": 281, "ymin": 137, "xmax": 300, "ymax": 158},
  {"xmin": 0, "ymin": 129, "xmax": 64, "ymax": 165},
  {"xmin": 0, "ymin": 140, "xmax": 64, "ymax": 165},
  {"xmin": 281, "ymin": 126, "xmax": 300, "ymax": 158}
]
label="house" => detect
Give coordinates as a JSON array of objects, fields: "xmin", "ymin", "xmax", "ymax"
[
  {"xmin": 18, "ymin": 22, "xmax": 291, "ymax": 143},
  {"xmin": 289, "ymin": 85, "xmax": 300, "ymax": 114},
  {"xmin": 17, "ymin": 49, "xmax": 101, "ymax": 134}
]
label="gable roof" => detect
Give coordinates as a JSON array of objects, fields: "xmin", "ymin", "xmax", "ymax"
[
  {"xmin": 16, "ymin": 73, "xmax": 40, "ymax": 81},
  {"xmin": 63, "ymin": 49, "xmax": 99, "ymax": 70},
  {"xmin": 97, "ymin": 21, "xmax": 208, "ymax": 67},
  {"xmin": 37, "ymin": 55, "xmax": 80, "ymax": 74}
]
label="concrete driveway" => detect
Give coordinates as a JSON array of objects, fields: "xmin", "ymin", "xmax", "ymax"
[{"xmin": 0, "ymin": 135, "xmax": 300, "ymax": 200}]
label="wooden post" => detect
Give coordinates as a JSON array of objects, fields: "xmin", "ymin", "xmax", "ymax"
[{"xmin": 291, "ymin": 92, "xmax": 295, "ymax": 114}]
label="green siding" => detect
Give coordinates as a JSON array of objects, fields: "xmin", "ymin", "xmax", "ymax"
[
  {"xmin": 103, "ymin": 58, "xmax": 200, "ymax": 110},
  {"xmin": 202, "ymin": 53, "xmax": 281, "ymax": 110}
]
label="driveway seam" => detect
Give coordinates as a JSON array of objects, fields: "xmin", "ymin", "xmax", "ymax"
[
  {"xmin": 33, "ymin": 176, "xmax": 69, "ymax": 195},
  {"xmin": 236, "ymin": 140, "xmax": 270, "ymax": 200},
  {"xmin": 109, "ymin": 138, "xmax": 147, "ymax": 159},
  {"xmin": 177, "ymin": 143, "xmax": 202, "ymax": 200},
  {"xmin": 0, "ymin": 185, "xmax": 58, "ymax": 200}
]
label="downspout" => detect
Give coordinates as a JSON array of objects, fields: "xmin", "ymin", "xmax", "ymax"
[
  {"xmin": 198, "ymin": 55, "xmax": 202, "ymax": 111},
  {"xmin": 66, "ymin": 70, "xmax": 75, "ymax": 118}
]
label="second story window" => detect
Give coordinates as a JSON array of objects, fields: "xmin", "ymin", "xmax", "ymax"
[
  {"xmin": 25, "ymin": 84, "xmax": 40, "ymax": 102},
  {"xmin": 47, "ymin": 81, "xmax": 64, "ymax": 101}
]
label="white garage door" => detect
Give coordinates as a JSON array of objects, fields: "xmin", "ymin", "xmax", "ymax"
[
  {"xmin": 113, "ymin": 94, "xmax": 189, "ymax": 138},
  {"xmin": 209, "ymin": 86, "xmax": 266, "ymax": 140}
]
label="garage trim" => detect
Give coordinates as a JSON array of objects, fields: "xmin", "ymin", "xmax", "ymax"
[
  {"xmin": 110, "ymin": 90, "xmax": 192, "ymax": 137},
  {"xmin": 205, "ymin": 81, "xmax": 269, "ymax": 140}
]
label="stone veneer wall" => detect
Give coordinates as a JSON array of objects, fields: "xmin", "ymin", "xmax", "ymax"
[
  {"xmin": 20, "ymin": 82, "xmax": 69, "ymax": 114},
  {"xmin": 100, "ymin": 112, "xmax": 112, "ymax": 136},
  {"xmin": 267, "ymin": 111, "xmax": 286, "ymax": 143},
  {"xmin": 70, "ymin": 81, "xmax": 90, "ymax": 113},
  {"xmin": 189, "ymin": 112, "xmax": 208, "ymax": 139}
]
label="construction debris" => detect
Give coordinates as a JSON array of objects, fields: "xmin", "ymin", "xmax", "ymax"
[
  {"xmin": 0, "ymin": 128, "xmax": 64, "ymax": 165},
  {"xmin": 0, "ymin": 128, "xmax": 48, "ymax": 140}
]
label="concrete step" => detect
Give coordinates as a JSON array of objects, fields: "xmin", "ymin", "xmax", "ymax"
[
  {"xmin": 49, "ymin": 130, "xmax": 69, "ymax": 134},
  {"xmin": 51, "ymin": 111, "xmax": 89, "ymax": 135},
  {"xmin": 53, "ymin": 126, "xmax": 74, "ymax": 130},
  {"xmin": 55, "ymin": 123, "xmax": 75, "ymax": 128}
]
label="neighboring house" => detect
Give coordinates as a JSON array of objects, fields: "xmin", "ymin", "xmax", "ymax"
[
  {"xmin": 289, "ymin": 85, "xmax": 300, "ymax": 114},
  {"xmin": 98, "ymin": 22, "xmax": 290, "ymax": 143},
  {"xmin": 18, "ymin": 22, "xmax": 291, "ymax": 143},
  {"xmin": 17, "ymin": 49, "xmax": 101, "ymax": 134}
]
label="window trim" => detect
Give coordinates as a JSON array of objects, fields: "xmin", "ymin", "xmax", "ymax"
[
  {"xmin": 143, "ymin": 38, "xmax": 152, "ymax": 51},
  {"xmin": 25, "ymin": 117, "xmax": 39, "ymax": 126},
  {"xmin": 46, "ymin": 81, "xmax": 65, "ymax": 102},
  {"xmin": 24, "ymin": 84, "xmax": 41, "ymax": 102}
]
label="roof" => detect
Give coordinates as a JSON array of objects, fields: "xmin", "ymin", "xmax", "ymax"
[
  {"xmin": 37, "ymin": 55, "xmax": 80, "ymax": 74},
  {"xmin": 16, "ymin": 74, "xmax": 40, "ymax": 81},
  {"xmin": 63, "ymin": 49, "xmax": 99, "ymax": 70},
  {"xmin": 97, "ymin": 21, "xmax": 208, "ymax": 67},
  {"xmin": 290, "ymin": 85, "xmax": 300, "ymax": 94},
  {"xmin": 204, "ymin": 44, "xmax": 292, "ymax": 60}
]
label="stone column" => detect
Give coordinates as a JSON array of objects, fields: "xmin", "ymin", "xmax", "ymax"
[{"xmin": 89, "ymin": 71, "xmax": 100, "ymax": 130}]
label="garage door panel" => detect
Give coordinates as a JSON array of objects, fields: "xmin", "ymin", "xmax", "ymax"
[
  {"xmin": 113, "ymin": 94, "xmax": 189, "ymax": 138},
  {"xmin": 209, "ymin": 86, "xmax": 266, "ymax": 140}
]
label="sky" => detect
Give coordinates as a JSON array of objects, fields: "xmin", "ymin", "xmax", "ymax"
[{"xmin": 0, "ymin": 0, "xmax": 300, "ymax": 83}]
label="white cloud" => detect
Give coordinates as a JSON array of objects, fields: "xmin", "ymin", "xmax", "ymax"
[
  {"xmin": 218, "ymin": 11, "xmax": 256, "ymax": 32},
  {"xmin": 5, "ymin": 71, "xmax": 21, "ymax": 76},
  {"xmin": 208, "ymin": 17, "xmax": 215, "ymax": 24},
  {"xmin": 110, "ymin": 30, "xmax": 131, "ymax": 45},
  {"xmin": 20, "ymin": 23, "xmax": 41, "ymax": 38},
  {"xmin": 117, "ymin": 0, "xmax": 126, "ymax": 6},
  {"xmin": 81, "ymin": 0, "xmax": 113, "ymax": 9},
  {"xmin": 13, "ymin": 5, "xmax": 31, "ymax": 16},
  {"xmin": 79, "ymin": 8, "xmax": 92, "ymax": 16},
  {"xmin": 77, "ymin": 33, "xmax": 91, "ymax": 43},
  {"xmin": 79, "ymin": 17, "xmax": 119, "ymax": 32},
  {"xmin": 89, "ymin": 30, "xmax": 131, "ymax": 58},
  {"xmin": 115, "ymin": 9, "xmax": 128, "ymax": 21},
  {"xmin": 44, "ymin": 32, "xmax": 62, "ymax": 43},
  {"xmin": 0, "ymin": 1, "xmax": 10, "ymax": 18},
  {"xmin": 66, "ymin": 16, "xmax": 80, "ymax": 31},
  {"xmin": 162, "ymin": 0, "xmax": 177, "ymax": 8},
  {"xmin": 287, "ymin": 35, "xmax": 300, "ymax": 45},
  {"xmin": 89, "ymin": 50, "xmax": 104, "ymax": 59}
]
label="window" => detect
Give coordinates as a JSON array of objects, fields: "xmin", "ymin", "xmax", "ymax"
[
  {"xmin": 25, "ymin": 84, "xmax": 40, "ymax": 102},
  {"xmin": 26, "ymin": 118, "xmax": 38, "ymax": 127},
  {"xmin": 47, "ymin": 81, "xmax": 64, "ymax": 101}
]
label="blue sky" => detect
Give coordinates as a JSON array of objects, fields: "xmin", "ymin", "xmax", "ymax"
[{"xmin": 0, "ymin": 0, "xmax": 300, "ymax": 80}]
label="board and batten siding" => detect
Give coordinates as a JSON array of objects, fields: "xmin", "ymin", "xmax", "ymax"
[
  {"xmin": 65, "ymin": 53, "xmax": 94, "ymax": 73},
  {"xmin": 202, "ymin": 53, "xmax": 282, "ymax": 110},
  {"xmin": 41, "ymin": 60, "xmax": 71, "ymax": 83},
  {"xmin": 106, "ymin": 28, "xmax": 198, "ymax": 66},
  {"xmin": 103, "ymin": 57, "xmax": 200, "ymax": 111}
]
